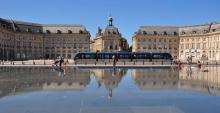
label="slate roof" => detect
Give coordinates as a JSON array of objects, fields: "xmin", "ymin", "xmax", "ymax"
[{"xmin": 0, "ymin": 17, "xmax": 89, "ymax": 34}]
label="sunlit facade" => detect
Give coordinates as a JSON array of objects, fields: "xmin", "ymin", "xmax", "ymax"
[
  {"xmin": 179, "ymin": 23, "xmax": 220, "ymax": 63},
  {"xmin": 132, "ymin": 26, "xmax": 179, "ymax": 59},
  {"xmin": 90, "ymin": 17, "xmax": 129, "ymax": 52},
  {"xmin": 0, "ymin": 18, "xmax": 90, "ymax": 60},
  {"xmin": 133, "ymin": 22, "xmax": 220, "ymax": 63}
]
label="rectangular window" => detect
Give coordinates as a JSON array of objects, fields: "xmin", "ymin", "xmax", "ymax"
[
  {"xmin": 180, "ymin": 39, "xmax": 184, "ymax": 42},
  {"xmin": 203, "ymin": 43, "xmax": 206, "ymax": 49},
  {"xmin": 196, "ymin": 43, "xmax": 200, "ymax": 49},
  {"xmin": 192, "ymin": 43, "xmax": 194, "ymax": 49},
  {"xmin": 186, "ymin": 44, "xmax": 189, "ymax": 49}
]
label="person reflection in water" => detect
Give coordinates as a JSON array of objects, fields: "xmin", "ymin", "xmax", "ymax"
[
  {"xmin": 52, "ymin": 63, "xmax": 66, "ymax": 78},
  {"xmin": 108, "ymin": 89, "xmax": 113, "ymax": 100},
  {"xmin": 58, "ymin": 68, "xmax": 65, "ymax": 78},
  {"xmin": 186, "ymin": 64, "xmax": 192, "ymax": 77},
  {"xmin": 54, "ymin": 67, "xmax": 66, "ymax": 78}
]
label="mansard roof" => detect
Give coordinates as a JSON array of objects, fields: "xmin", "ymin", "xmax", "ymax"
[
  {"xmin": 138, "ymin": 26, "xmax": 179, "ymax": 35},
  {"xmin": 0, "ymin": 17, "xmax": 89, "ymax": 34},
  {"xmin": 135, "ymin": 22, "xmax": 220, "ymax": 35},
  {"xmin": 42, "ymin": 24, "xmax": 89, "ymax": 34}
]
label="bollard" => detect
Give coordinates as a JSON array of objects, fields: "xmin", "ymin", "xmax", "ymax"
[
  {"xmin": 124, "ymin": 61, "xmax": 125, "ymax": 65},
  {"xmin": 22, "ymin": 61, "xmax": 24, "ymax": 65},
  {"xmin": 44, "ymin": 60, "xmax": 46, "ymax": 65},
  {"xmin": 162, "ymin": 61, "xmax": 163, "ymax": 65},
  {"xmin": 33, "ymin": 61, "xmax": 35, "ymax": 65},
  {"xmin": 143, "ymin": 60, "xmax": 144, "ymax": 65},
  {"xmin": 95, "ymin": 62, "xmax": 96, "ymax": 65},
  {"xmin": 105, "ymin": 62, "xmax": 106, "ymax": 65},
  {"xmin": 216, "ymin": 62, "xmax": 218, "ymax": 65}
]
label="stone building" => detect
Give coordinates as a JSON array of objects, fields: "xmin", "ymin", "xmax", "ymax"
[
  {"xmin": 132, "ymin": 23, "xmax": 220, "ymax": 63},
  {"xmin": 132, "ymin": 26, "xmax": 179, "ymax": 59},
  {"xmin": 0, "ymin": 18, "xmax": 90, "ymax": 60},
  {"xmin": 43, "ymin": 24, "xmax": 90, "ymax": 59},
  {"xmin": 179, "ymin": 23, "xmax": 220, "ymax": 63},
  {"xmin": 91, "ymin": 17, "xmax": 129, "ymax": 52}
]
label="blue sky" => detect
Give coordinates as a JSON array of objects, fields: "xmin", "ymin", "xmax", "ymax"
[{"xmin": 0, "ymin": 0, "xmax": 220, "ymax": 45}]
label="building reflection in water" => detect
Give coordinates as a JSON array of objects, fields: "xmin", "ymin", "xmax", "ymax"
[
  {"xmin": 132, "ymin": 66, "xmax": 220, "ymax": 95},
  {"xmin": 132, "ymin": 68, "xmax": 179, "ymax": 90},
  {"xmin": 0, "ymin": 67, "xmax": 91, "ymax": 98},
  {"xmin": 91, "ymin": 68, "xmax": 127, "ymax": 99},
  {"xmin": 179, "ymin": 66, "xmax": 220, "ymax": 95},
  {"xmin": 1, "ymin": 66, "xmax": 220, "ymax": 99}
]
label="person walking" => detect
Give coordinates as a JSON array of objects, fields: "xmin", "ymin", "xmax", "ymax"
[
  {"xmin": 59, "ymin": 57, "xmax": 64, "ymax": 68},
  {"xmin": 112, "ymin": 55, "xmax": 116, "ymax": 67},
  {"xmin": 197, "ymin": 60, "xmax": 202, "ymax": 68}
]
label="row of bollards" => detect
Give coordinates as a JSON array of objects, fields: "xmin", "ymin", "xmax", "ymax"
[
  {"xmin": 0, "ymin": 60, "xmax": 47, "ymax": 65},
  {"xmin": 75, "ymin": 61, "xmax": 174, "ymax": 66}
]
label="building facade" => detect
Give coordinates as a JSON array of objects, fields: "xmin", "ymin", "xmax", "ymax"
[
  {"xmin": 91, "ymin": 17, "xmax": 129, "ymax": 52},
  {"xmin": 0, "ymin": 18, "xmax": 90, "ymax": 60},
  {"xmin": 132, "ymin": 26, "xmax": 179, "ymax": 59},
  {"xmin": 43, "ymin": 25, "xmax": 90, "ymax": 59},
  {"xmin": 133, "ymin": 23, "xmax": 220, "ymax": 63},
  {"xmin": 179, "ymin": 23, "xmax": 220, "ymax": 63}
]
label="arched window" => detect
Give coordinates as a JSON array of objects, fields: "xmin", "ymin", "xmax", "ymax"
[
  {"xmin": 37, "ymin": 29, "xmax": 42, "ymax": 33},
  {"xmin": 174, "ymin": 32, "xmax": 177, "ymax": 36},
  {"xmin": 15, "ymin": 27, "xmax": 20, "ymax": 32},
  {"xmin": 46, "ymin": 30, "xmax": 51, "ymax": 34},
  {"xmin": 110, "ymin": 45, "xmax": 113, "ymax": 49},
  {"xmin": 27, "ymin": 28, "xmax": 32, "ymax": 33},
  {"xmin": 57, "ymin": 30, "xmax": 62, "ymax": 34},
  {"xmin": 182, "ymin": 31, "xmax": 185, "ymax": 35},
  {"xmin": 163, "ymin": 32, "xmax": 167, "ymax": 35},
  {"xmin": 68, "ymin": 30, "xmax": 72, "ymax": 34},
  {"xmin": 2, "ymin": 24, "xmax": 6, "ymax": 28},
  {"xmin": 153, "ymin": 31, "xmax": 157, "ymax": 35},
  {"xmin": 113, "ymin": 31, "xmax": 116, "ymax": 34},
  {"xmin": 79, "ymin": 30, "xmax": 83, "ymax": 34},
  {"xmin": 143, "ymin": 31, "xmax": 147, "ymax": 35},
  {"xmin": 192, "ymin": 31, "xmax": 197, "ymax": 34},
  {"xmin": 212, "ymin": 29, "xmax": 216, "ymax": 32},
  {"xmin": 115, "ymin": 45, "xmax": 118, "ymax": 49}
]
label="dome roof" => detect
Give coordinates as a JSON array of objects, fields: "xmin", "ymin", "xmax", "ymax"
[{"xmin": 96, "ymin": 17, "xmax": 122, "ymax": 37}]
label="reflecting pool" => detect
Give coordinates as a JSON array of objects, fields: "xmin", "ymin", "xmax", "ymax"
[{"xmin": 0, "ymin": 66, "xmax": 220, "ymax": 113}]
